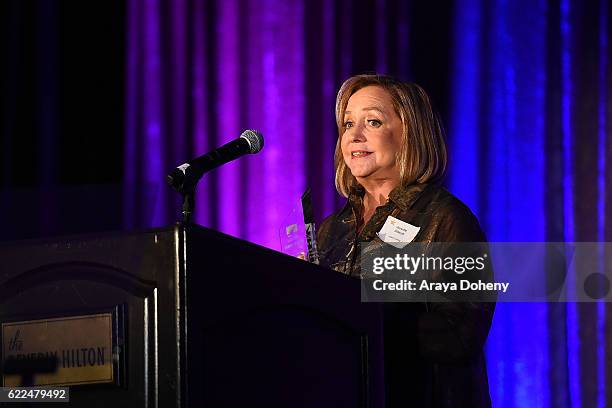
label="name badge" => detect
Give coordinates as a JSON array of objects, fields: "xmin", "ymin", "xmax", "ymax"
[{"xmin": 376, "ymin": 216, "xmax": 420, "ymax": 248}]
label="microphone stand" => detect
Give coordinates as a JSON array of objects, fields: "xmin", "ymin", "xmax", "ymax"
[
  {"xmin": 167, "ymin": 171, "xmax": 197, "ymax": 225},
  {"xmin": 181, "ymin": 190, "xmax": 195, "ymax": 224}
]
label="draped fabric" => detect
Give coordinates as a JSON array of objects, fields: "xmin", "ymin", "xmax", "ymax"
[
  {"xmin": 124, "ymin": 0, "xmax": 312, "ymax": 243},
  {"xmin": 123, "ymin": 0, "xmax": 457, "ymax": 244},
  {"xmin": 449, "ymin": 1, "xmax": 612, "ymax": 407},
  {"xmin": 126, "ymin": 0, "xmax": 612, "ymax": 407},
  {"xmin": 124, "ymin": 1, "xmax": 612, "ymax": 406},
  {"xmin": 0, "ymin": 0, "xmax": 605, "ymax": 406}
]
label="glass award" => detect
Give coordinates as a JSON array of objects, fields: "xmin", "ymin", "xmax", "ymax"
[{"xmin": 278, "ymin": 189, "xmax": 320, "ymax": 264}]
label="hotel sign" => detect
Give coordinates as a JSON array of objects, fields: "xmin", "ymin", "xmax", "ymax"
[{"xmin": 2, "ymin": 313, "xmax": 116, "ymax": 387}]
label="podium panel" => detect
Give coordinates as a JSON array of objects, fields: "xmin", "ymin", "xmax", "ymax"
[{"xmin": 0, "ymin": 225, "xmax": 384, "ymax": 407}]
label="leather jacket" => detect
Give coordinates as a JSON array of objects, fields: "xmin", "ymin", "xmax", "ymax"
[{"xmin": 317, "ymin": 183, "xmax": 494, "ymax": 407}]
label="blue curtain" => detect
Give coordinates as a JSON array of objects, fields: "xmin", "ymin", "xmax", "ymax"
[{"xmin": 449, "ymin": 0, "xmax": 612, "ymax": 407}]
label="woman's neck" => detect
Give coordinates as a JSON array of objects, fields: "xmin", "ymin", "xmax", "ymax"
[
  {"xmin": 358, "ymin": 177, "xmax": 399, "ymax": 206},
  {"xmin": 356, "ymin": 177, "xmax": 400, "ymax": 225}
]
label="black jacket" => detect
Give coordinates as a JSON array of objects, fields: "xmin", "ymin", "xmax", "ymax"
[{"xmin": 317, "ymin": 183, "xmax": 494, "ymax": 408}]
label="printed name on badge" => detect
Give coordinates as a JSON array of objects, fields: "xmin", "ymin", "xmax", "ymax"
[{"xmin": 376, "ymin": 216, "xmax": 420, "ymax": 248}]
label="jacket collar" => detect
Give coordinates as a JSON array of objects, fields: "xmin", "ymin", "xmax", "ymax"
[
  {"xmin": 345, "ymin": 182, "xmax": 429, "ymax": 216},
  {"xmin": 388, "ymin": 183, "xmax": 429, "ymax": 211}
]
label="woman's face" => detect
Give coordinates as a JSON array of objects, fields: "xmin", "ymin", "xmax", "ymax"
[{"xmin": 341, "ymin": 86, "xmax": 403, "ymax": 184}]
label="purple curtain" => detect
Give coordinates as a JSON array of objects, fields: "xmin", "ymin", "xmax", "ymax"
[
  {"xmin": 124, "ymin": 0, "xmax": 335, "ymax": 247},
  {"xmin": 123, "ymin": 0, "xmax": 439, "ymax": 246}
]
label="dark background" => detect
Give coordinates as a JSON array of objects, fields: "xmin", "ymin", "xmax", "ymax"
[
  {"xmin": 0, "ymin": 0, "xmax": 454, "ymax": 241},
  {"xmin": 1, "ymin": 1, "xmax": 125, "ymax": 240},
  {"xmin": 2, "ymin": 2, "xmax": 612, "ymax": 407}
]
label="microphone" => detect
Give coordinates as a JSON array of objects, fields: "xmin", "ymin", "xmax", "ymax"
[{"xmin": 167, "ymin": 130, "xmax": 264, "ymax": 192}]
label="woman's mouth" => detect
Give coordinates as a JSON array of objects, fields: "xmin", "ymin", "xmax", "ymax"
[{"xmin": 351, "ymin": 151, "xmax": 372, "ymax": 158}]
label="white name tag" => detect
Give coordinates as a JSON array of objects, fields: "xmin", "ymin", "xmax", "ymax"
[{"xmin": 376, "ymin": 216, "xmax": 420, "ymax": 248}]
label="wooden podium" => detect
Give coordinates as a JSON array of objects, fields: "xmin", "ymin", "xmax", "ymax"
[{"xmin": 0, "ymin": 224, "xmax": 385, "ymax": 407}]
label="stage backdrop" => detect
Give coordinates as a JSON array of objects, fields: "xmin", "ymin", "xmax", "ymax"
[
  {"xmin": 121, "ymin": 0, "xmax": 612, "ymax": 407},
  {"xmin": 0, "ymin": 0, "xmax": 609, "ymax": 407},
  {"xmin": 122, "ymin": 0, "xmax": 458, "ymax": 237}
]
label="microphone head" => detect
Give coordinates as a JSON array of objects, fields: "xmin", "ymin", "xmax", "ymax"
[{"xmin": 240, "ymin": 130, "xmax": 264, "ymax": 153}]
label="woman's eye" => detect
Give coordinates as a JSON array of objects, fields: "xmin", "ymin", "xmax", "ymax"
[
  {"xmin": 368, "ymin": 119, "xmax": 382, "ymax": 128},
  {"xmin": 343, "ymin": 121, "xmax": 354, "ymax": 129}
]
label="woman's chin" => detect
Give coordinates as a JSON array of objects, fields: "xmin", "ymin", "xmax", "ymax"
[
  {"xmin": 347, "ymin": 161, "xmax": 376, "ymax": 175},
  {"xmin": 349, "ymin": 169, "xmax": 375, "ymax": 179}
]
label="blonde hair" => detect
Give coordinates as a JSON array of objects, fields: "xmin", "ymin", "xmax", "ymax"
[{"xmin": 334, "ymin": 74, "xmax": 447, "ymax": 197}]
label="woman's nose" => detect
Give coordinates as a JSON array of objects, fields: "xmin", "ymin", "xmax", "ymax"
[{"xmin": 350, "ymin": 125, "xmax": 366, "ymax": 142}]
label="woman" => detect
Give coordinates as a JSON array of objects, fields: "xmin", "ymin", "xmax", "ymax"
[{"xmin": 317, "ymin": 74, "xmax": 494, "ymax": 407}]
